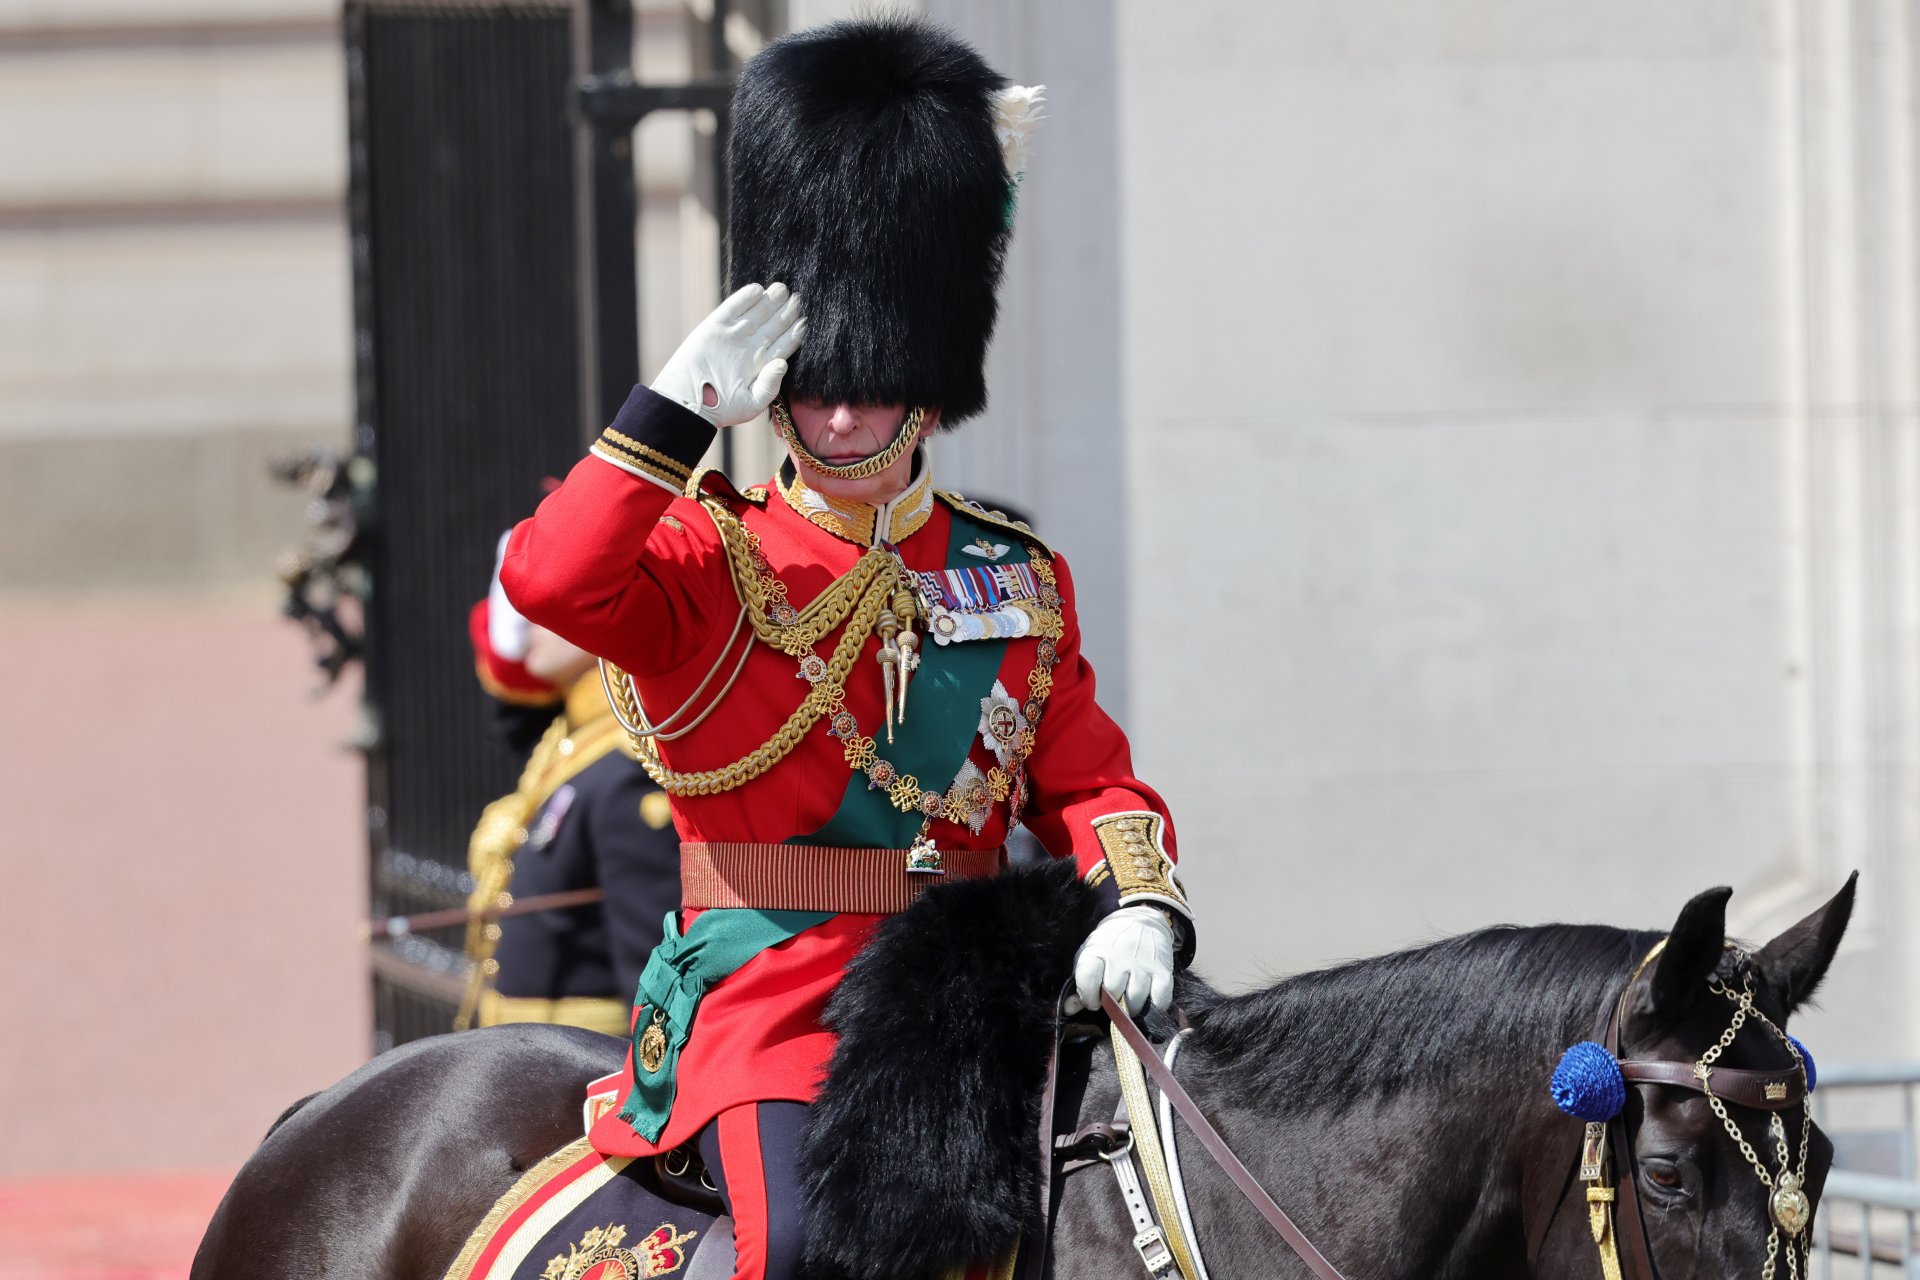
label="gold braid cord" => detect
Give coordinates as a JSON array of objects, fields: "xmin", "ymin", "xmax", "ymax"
[
  {"xmin": 612, "ymin": 497, "xmax": 1067, "ymax": 821},
  {"xmin": 617, "ymin": 498, "xmax": 908, "ymax": 796}
]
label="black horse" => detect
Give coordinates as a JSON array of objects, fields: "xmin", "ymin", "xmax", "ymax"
[{"xmin": 194, "ymin": 879, "xmax": 1853, "ymax": 1279}]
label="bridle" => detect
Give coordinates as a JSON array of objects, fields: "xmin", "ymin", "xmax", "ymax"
[
  {"xmin": 1027, "ymin": 941, "xmax": 1816, "ymax": 1280},
  {"xmin": 1538, "ymin": 940, "xmax": 1817, "ymax": 1280}
]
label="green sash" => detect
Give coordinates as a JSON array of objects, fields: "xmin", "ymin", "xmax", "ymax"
[
  {"xmin": 621, "ymin": 507, "xmax": 1034, "ymax": 1141},
  {"xmin": 796, "ymin": 512, "xmax": 1027, "ymax": 849},
  {"xmin": 619, "ymin": 907, "xmax": 831, "ymax": 1142}
]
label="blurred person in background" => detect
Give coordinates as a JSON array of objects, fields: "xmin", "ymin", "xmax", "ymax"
[
  {"xmin": 498, "ymin": 18, "xmax": 1194, "ymax": 1279},
  {"xmin": 458, "ymin": 534, "xmax": 678, "ymax": 1036}
]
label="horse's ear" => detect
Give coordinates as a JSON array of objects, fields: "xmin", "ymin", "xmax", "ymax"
[
  {"xmin": 1753, "ymin": 873, "xmax": 1857, "ymax": 1016},
  {"xmin": 1643, "ymin": 887, "xmax": 1733, "ymax": 1021}
]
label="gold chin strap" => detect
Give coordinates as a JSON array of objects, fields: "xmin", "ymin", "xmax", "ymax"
[{"xmin": 772, "ymin": 397, "xmax": 926, "ymax": 481}]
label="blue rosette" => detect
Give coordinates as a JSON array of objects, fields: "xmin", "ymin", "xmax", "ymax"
[{"xmin": 1551, "ymin": 1041, "xmax": 1627, "ymax": 1122}]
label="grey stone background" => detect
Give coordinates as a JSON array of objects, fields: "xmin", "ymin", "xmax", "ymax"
[{"xmin": 908, "ymin": 0, "xmax": 1918, "ymax": 1069}]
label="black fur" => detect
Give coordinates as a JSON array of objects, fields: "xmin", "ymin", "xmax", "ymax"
[
  {"xmin": 797, "ymin": 862, "xmax": 1103, "ymax": 1280},
  {"xmin": 727, "ymin": 17, "xmax": 1012, "ymax": 425}
]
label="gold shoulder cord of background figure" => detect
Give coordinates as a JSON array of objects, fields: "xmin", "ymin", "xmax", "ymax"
[
  {"xmin": 455, "ymin": 708, "xmax": 628, "ymax": 1030},
  {"xmin": 602, "ymin": 496, "xmax": 1066, "ymax": 853}
]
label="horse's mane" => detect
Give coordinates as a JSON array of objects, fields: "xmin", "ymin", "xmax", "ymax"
[{"xmin": 1180, "ymin": 922, "xmax": 1667, "ymax": 1112}]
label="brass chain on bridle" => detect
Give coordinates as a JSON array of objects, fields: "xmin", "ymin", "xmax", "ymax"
[{"xmin": 1695, "ymin": 970, "xmax": 1814, "ymax": 1280}]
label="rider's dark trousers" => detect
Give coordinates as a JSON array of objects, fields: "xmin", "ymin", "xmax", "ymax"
[{"xmin": 696, "ymin": 1101, "xmax": 810, "ymax": 1280}]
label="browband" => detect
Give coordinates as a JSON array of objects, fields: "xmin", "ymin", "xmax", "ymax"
[{"xmin": 1617, "ymin": 1060, "xmax": 1808, "ymax": 1111}]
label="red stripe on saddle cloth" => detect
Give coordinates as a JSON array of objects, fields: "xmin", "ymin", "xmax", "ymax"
[
  {"xmin": 680, "ymin": 842, "xmax": 1004, "ymax": 914},
  {"xmin": 456, "ymin": 1143, "xmax": 606, "ymax": 1280}
]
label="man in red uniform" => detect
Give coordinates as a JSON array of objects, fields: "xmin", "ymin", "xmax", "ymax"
[{"xmin": 502, "ymin": 17, "xmax": 1193, "ymax": 1279}]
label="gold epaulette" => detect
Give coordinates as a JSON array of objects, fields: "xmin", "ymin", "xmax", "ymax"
[{"xmin": 934, "ymin": 490, "xmax": 1056, "ymax": 557}]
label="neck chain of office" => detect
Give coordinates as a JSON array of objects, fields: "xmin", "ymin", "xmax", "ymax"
[{"xmin": 771, "ymin": 397, "xmax": 926, "ymax": 480}]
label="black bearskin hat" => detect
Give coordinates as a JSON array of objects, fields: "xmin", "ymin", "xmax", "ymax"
[{"xmin": 727, "ymin": 17, "xmax": 1013, "ymax": 425}]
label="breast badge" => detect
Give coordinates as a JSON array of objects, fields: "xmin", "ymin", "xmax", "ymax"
[{"xmin": 978, "ymin": 682, "xmax": 1029, "ymax": 770}]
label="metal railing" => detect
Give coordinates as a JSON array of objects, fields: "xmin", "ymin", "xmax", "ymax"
[{"xmin": 1813, "ymin": 1063, "xmax": 1920, "ymax": 1277}]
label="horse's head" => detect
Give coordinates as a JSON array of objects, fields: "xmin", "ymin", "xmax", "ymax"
[{"xmin": 1595, "ymin": 876, "xmax": 1855, "ymax": 1277}]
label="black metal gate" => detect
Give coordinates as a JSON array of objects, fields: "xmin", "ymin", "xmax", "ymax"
[{"xmin": 343, "ymin": 0, "xmax": 745, "ymax": 1050}]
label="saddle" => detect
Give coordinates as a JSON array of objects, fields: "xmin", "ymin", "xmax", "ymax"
[{"xmin": 441, "ymin": 862, "xmax": 1097, "ymax": 1280}]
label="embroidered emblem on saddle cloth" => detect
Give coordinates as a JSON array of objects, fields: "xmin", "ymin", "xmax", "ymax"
[
  {"xmin": 919, "ymin": 563, "xmax": 1046, "ymax": 645},
  {"xmin": 442, "ymin": 1137, "xmax": 721, "ymax": 1280},
  {"xmin": 443, "ymin": 1133, "xmax": 1012, "ymax": 1280}
]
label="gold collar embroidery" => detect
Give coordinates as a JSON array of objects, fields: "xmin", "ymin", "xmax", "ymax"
[{"xmin": 776, "ymin": 455, "xmax": 936, "ymax": 547}]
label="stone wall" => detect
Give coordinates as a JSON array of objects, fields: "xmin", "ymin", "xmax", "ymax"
[
  {"xmin": 926, "ymin": 0, "xmax": 1915, "ymax": 1062},
  {"xmin": 0, "ymin": 0, "xmax": 351, "ymax": 598}
]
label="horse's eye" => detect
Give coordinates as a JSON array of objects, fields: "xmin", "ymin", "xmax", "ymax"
[{"xmin": 1643, "ymin": 1162, "xmax": 1684, "ymax": 1191}]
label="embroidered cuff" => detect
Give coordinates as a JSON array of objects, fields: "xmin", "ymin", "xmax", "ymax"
[
  {"xmin": 588, "ymin": 384, "xmax": 716, "ymax": 494},
  {"xmin": 1087, "ymin": 811, "xmax": 1191, "ymax": 922}
]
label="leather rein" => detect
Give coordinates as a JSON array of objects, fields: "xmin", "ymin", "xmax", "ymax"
[
  {"xmin": 1023, "ymin": 992, "xmax": 1348, "ymax": 1280},
  {"xmin": 1101, "ymin": 992, "xmax": 1349, "ymax": 1280},
  {"xmin": 1527, "ymin": 941, "xmax": 1814, "ymax": 1280}
]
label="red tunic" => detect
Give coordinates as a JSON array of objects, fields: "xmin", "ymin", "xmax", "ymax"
[{"xmin": 501, "ymin": 385, "xmax": 1184, "ymax": 1157}]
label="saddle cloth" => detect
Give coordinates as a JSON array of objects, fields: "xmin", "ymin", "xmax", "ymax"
[
  {"xmin": 443, "ymin": 1073, "xmax": 1015, "ymax": 1280},
  {"xmin": 441, "ymin": 1133, "xmax": 727, "ymax": 1280}
]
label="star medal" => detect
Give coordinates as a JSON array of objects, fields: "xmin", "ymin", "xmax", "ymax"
[{"xmin": 978, "ymin": 681, "xmax": 1028, "ymax": 768}]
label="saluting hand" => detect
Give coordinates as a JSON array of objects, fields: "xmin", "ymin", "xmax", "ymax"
[{"xmin": 651, "ymin": 282, "xmax": 806, "ymax": 427}]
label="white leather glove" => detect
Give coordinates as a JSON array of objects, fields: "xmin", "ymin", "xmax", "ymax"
[
  {"xmin": 651, "ymin": 282, "xmax": 806, "ymax": 427},
  {"xmin": 1066, "ymin": 905, "xmax": 1177, "ymax": 1017}
]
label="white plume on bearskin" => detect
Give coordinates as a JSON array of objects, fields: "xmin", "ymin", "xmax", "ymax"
[{"xmin": 993, "ymin": 84, "xmax": 1046, "ymax": 180}]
